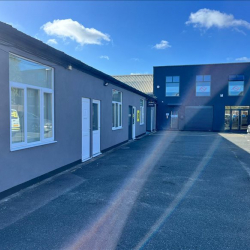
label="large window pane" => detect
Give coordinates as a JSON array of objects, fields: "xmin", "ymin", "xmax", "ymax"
[
  {"xmin": 112, "ymin": 103, "xmax": 115, "ymax": 127},
  {"xmin": 166, "ymin": 76, "xmax": 180, "ymax": 97},
  {"xmin": 196, "ymin": 82, "xmax": 211, "ymax": 96},
  {"xmin": 92, "ymin": 103, "xmax": 98, "ymax": 131},
  {"xmin": 119, "ymin": 104, "xmax": 122, "ymax": 127},
  {"xmin": 11, "ymin": 88, "xmax": 25, "ymax": 144},
  {"xmin": 44, "ymin": 93, "xmax": 53, "ymax": 139},
  {"xmin": 229, "ymin": 81, "xmax": 244, "ymax": 96},
  {"xmin": 232, "ymin": 110, "xmax": 239, "ymax": 130},
  {"xmin": 166, "ymin": 83, "xmax": 179, "ymax": 96},
  {"xmin": 224, "ymin": 109, "xmax": 230, "ymax": 130},
  {"xmin": 112, "ymin": 90, "xmax": 122, "ymax": 102},
  {"xmin": 196, "ymin": 75, "xmax": 211, "ymax": 96},
  {"xmin": 115, "ymin": 103, "xmax": 119, "ymax": 127},
  {"xmin": 9, "ymin": 54, "xmax": 52, "ymax": 89},
  {"xmin": 241, "ymin": 110, "xmax": 248, "ymax": 130},
  {"xmin": 10, "ymin": 54, "xmax": 54, "ymax": 150},
  {"xmin": 27, "ymin": 89, "xmax": 40, "ymax": 143},
  {"xmin": 112, "ymin": 89, "xmax": 122, "ymax": 129}
]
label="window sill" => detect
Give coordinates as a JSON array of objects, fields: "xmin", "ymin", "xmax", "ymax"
[
  {"xmin": 11, "ymin": 140, "xmax": 57, "ymax": 152},
  {"xmin": 165, "ymin": 96, "xmax": 180, "ymax": 97},
  {"xmin": 140, "ymin": 123, "xmax": 144, "ymax": 126},
  {"xmin": 112, "ymin": 127, "xmax": 123, "ymax": 131},
  {"xmin": 195, "ymin": 96, "xmax": 211, "ymax": 97}
]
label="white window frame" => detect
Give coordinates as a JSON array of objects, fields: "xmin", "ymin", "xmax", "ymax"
[
  {"xmin": 112, "ymin": 89, "xmax": 122, "ymax": 130},
  {"xmin": 140, "ymin": 99, "xmax": 145, "ymax": 125},
  {"xmin": 9, "ymin": 54, "xmax": 55, "ymax": 151}
]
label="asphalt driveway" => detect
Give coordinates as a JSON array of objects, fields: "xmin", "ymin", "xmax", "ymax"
[{"xmin": 1, "ymin": 131, "xmax": 250, "ymax": 250}]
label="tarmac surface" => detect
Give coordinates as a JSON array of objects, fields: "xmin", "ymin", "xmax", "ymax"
[{"xmin": 1, "ymin": 131, "xmax": 250, "ymax": 250}]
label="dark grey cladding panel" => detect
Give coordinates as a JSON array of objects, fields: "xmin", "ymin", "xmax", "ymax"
[{"xmin": 184, "ymin": 106, "xmax": 213, "ymax": 131}]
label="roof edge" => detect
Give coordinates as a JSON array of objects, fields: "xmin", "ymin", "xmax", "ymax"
[
  {"xmin": 0, "ymin": 22, "xmax": 155, "ymax": 101},
  {"xmin": 112, "ymin": 74, "xmax": 153, "ymax": 76},
  {"xmin": 153, "ymin": 61, "xmax": 250, "ymax": 68}
]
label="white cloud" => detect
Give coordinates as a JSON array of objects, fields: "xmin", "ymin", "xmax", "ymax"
[
  {"xmin": 100, "ymin": 55, "xmax": 109, "ymax": 60},
  {"xmin": 42, "ymin": 19, "xmax": 110, "ymax": 46},
  {"xmin": 235, "ymin": 57, "xmax": 250, "ymax": 62},
  {"xmin": 153, "ymin": 40, "xmax": 171, "ymax": 49},
  {"xmin": 47, "ymin": 39, "xmax": 58, "ymax": 45},
  {"xmin": 186, "ymin": 8, "xmax": 250, "ymax": 30},
  {"xmin": 131, "ymin": 58, "xmax": 139, "ymax": 61}
]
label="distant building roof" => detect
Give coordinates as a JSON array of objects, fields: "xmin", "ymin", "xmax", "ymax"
[{"xmin": 113, "ymin": 74, "xmax": 153, "ymax": 96}]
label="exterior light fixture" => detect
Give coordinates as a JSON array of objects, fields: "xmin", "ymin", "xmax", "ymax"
[
  {"xmin": 67, "ymin": 65, "xmax": 72, "ymax": 70},
  {"xmin": 157, "ymin": 85, "xmax": 160, "ymax": 88},
  {"xmin": 220, "ymin": 94, "xmax": 223, "ymax": 97},
  {"xmin": 104, "ymin": 82, "xmax": 109, "ymax": 86}
]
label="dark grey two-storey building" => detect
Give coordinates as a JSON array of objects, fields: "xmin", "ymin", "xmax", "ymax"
[{"xmin": 154, "ymin": 63, "xmax": 250, "ymax": 132}]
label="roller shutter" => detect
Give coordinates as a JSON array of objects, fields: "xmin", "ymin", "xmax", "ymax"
[{"xmin": 184, "ymin": 106, "xmax": 213, "ymax": 131}]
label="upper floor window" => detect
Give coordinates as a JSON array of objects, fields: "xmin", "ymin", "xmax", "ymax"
[
  {"xmin": 140, "ymin": 99, "xmax": 145, "ymax": 125},
  {"xmin": 112, "ymin": 89, "xmax": 122, "ymax": 129},
  {"xmin": 228, "ymin": 75, "xmax": 244, "ymax": 96},
  {"xmin": 9, "ymin": 54, "xmax": 54, "ymax": 150},
  {"xmin": 166, "ymin": 76, "xmax": 180, "ymax": 96},
  {"xmin": 196, "ymin": 75, "xmax": 211, "ymax": 96}
]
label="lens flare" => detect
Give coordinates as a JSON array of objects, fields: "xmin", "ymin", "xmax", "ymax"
[{"xmin": 64, "ymin": 132, "xmax": 178, "ymax": 250}]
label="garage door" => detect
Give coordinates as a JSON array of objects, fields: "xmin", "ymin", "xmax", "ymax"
[{"xmin": 184, "ymin": 106, "xmax": 213, "ymax": 131}]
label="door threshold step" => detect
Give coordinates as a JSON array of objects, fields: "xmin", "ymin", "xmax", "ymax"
[{"xmin": 92, "ymin": 152, "xmax": 102, "ymax": 158}]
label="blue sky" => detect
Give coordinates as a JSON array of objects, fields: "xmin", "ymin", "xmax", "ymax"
[{"xmin": 1, "ymin": 1, "xmax": 250, "ymax": 75}]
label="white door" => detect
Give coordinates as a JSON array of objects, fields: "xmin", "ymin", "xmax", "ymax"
[
  {"xmin": 132, "ymin": 107, "xmax": 136, "ymax": 139},
  {"xmin": 82, "ymin": 98, "xmax": 90, "ymax": 162},
  {"xmin": 92, "ymin": 100, "xmax": 101, "ymax": 156}
]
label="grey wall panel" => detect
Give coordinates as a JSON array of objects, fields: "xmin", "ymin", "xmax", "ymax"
[
  {"xmin": 0, "ymin": 45, "xmax": 147, "ymax": 193},
  {"xmin": 184, "ymin": 106, "xmax": 213, "ymax": 131}
]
